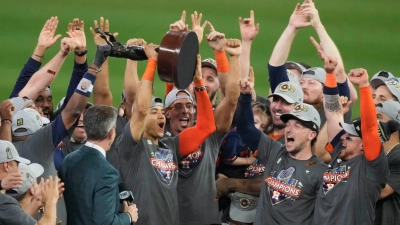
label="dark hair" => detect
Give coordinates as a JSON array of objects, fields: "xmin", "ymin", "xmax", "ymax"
[{"xmin": 83, "ymin": 105, "xmax": 117, "ymax": 141}]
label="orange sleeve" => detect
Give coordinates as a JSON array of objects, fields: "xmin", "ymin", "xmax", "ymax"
[
  {"xmin": 214, "ymin": 50, "xmax": 229, "ymax": 73},
  {"xmin": 178, "ymin": 79, "xmax": 216, "ymax": 156},
  {"xmin": 141, "ymin": 58, "xmax": 157, "ymax": 82},
  {"xmin": 165, "ymin": 82, "xmax": 174, "ymax": 96},
  {"xmin": 325, "ymin": 143, "xmax": 334, "ymax": 154},
  {"xmin": 360, "ymin": 86, "xmax": 381, "ymax": 161}
]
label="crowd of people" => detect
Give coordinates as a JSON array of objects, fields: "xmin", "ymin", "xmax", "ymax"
[{"xmin": 0, "ymin": 0, "xmax": 398, "ymax": 224}]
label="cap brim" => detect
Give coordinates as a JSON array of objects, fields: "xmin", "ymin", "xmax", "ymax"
[
  {"xmin": 29, "ymin": 163, "xmax": 44, "ymax": 177},
  {"xmin": 370, "ymin": 79, "xmax": 386, "ymax": 89},
  {"xmin": 339, "ymin": 122, "xmax": 359, "ymax": 137},
  {"xmin": 267, "ymin": 93, "xmax": 296, "ymax": 104},
  {"xmin": 15, "ymin": 156, "xmax": 30, "ymax": 164},
  {"xmin": 280, "ymin": 113, "xmax": 311, "ymax": 123}
]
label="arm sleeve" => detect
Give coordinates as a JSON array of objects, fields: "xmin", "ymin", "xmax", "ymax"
[
  {"xmin": 51, "ymin": 115, "xmax": 69, "ymax": 147},
  {"xmin": 93, "ymin": 169, "xmax": 131, "ymax": 225},
  {"xmin": 337, "ymin": 78, "xmax": 350, "ymax": 99},
  {"xmin": 268, "ymin": 63, "xmax": 289, "ymax": 93},
  {"xmin": 360, "ymin": 86, "xmax": 382, "ymax": 161},
  {"xmin": 10, "ymin": 57, "xmax": 42, "ymax": 98},
  {"xmin": 178, "ymin": 79, "xmax": 216, "ymax": 156},
  {"xmin": 235, "ymin": 93, "xmax": 262, "ymax": 151},
  {"xmin": 64, "ymin": 60, "xmax": 88, "ymax": 105}
]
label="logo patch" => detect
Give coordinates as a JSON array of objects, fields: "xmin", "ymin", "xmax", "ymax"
[
  {"xmin": 279, "ymin": 83, "xmax": 296, "ymax": 93},
  {"xmin": 26, "ymin": 172, "xmax": 34, "ymax": 184},
  {"xmin": 266, "ymin": 167, "xmax": 302, "ymax": 205},
  {"xmin": 179, "ymin": 146, "xmax": 204, "ymax": 176},
  {"xmin": 6, "ymin": 147, "xmax": 12, "ymax": 159},
  {"xmin": 150, "ymin": 147, "xmax": 178, "ymax": 185},
  {"xmin": 322, "ymin": 165, "xmax": 350, "ymax": 194},
  {"xmin": 17, "ymin": 118, "xmax": 23, "ymax": 126}
]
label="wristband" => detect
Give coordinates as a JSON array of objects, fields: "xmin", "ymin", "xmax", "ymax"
[
  {"xmin": 88, "ymin": 66, "xmax": 101, "ymax": 73},
  {"xmin": 75, "ymin": 49, "xmax": 88, "ymax": 57},
  {"xmin": 75, "ymin": 72, "xmax": 97, "ymax": 97},
  {"xmin": 1, "ymin": 119, "xmax": 12, "ymax": 123},
  {"xmin": 33, "ymin": 54, "xmax": 45, "ymax": 59}
]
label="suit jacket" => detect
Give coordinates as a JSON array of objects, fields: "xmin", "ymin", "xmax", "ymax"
[{"xmin": 60, "ymin": 145, "xmax": 130, "ymax": 225}]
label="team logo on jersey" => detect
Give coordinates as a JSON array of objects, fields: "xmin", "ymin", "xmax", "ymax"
[
  {"xmin": 322, "ymin": 165, "xmax": 350, "ymax": 194},
  {"xmin": 244, "ymin": 158, "xmax": 265, "ymax": 178},
  {"xmin": 179, "ymin": 146, "xmax": 204, "ymax": 176},
  {"xmin": 266, "ymin": 167, "xmax": 302, "ymax": 205},
  {"xmin": 150, "ymin": 147, "xmax": 178, "ymax": 185}
]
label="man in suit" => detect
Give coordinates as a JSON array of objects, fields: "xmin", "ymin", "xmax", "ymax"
[{"xmin": 60, "ymin": 105, "xmax": 138, "ymax": 225}]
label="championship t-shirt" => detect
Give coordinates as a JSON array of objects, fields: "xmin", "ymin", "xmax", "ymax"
[
  {"xmin": 375, "ymin": 144, "xmax": 400, "ymax": 225},
  {"xmin": 313, "ymin": 131, "xmax": 389, "ymax": 225},
  {"xmin": 117, "ymin": 123, "xmax": 180, "ymax": 225},
  {"xmin": 253, "ymin": 133, "xmax": 327, "ymax": 225}
]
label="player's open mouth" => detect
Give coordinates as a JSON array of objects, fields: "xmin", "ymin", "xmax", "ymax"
[
  {"xmin": 287, "ymin": 137, "xmax": 294, "ymax": 143},
  {"xmin": 158, "ymin": 122, "xmax": 165, "ymax": 129},
  {"xmin": 180, "ymin": 118, "xmax": 189, "ymax": 127}
]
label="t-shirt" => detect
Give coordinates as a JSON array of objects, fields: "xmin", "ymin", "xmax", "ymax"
[
  {"xmin": 117, "ymin": 123, "xmax": 180, "ymax": 225},
  {"xmin": 253, "ymin": 133, "xmax": 327, "ymax": 225},
  {"xmin": 0, "ymin": 193, "xmax": 37, "ymax": 225},
  {"xmin": 176, "ymin": 131, "xmax": 225, "ymax": 225},
  {"xmin": 375, "ymin": 144, "xmax": 400, "ymax": 225},
  {"xmin": 106, "ymin": 115, "xmax": 128, "ymax": 170},
  {"xmin": 13, "ymin": 116, "xmax": 68, "ymax": 225},
  {"xmin": 313, "ymin": 131, "xmax": 389, "ymax": 225}
]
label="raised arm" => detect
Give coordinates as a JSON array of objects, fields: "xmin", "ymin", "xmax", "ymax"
[
  {"xmin": 268, "ymin": 3, "xmax": 311, "ymax": 91},
  {"xmin": 123, "ymin": 38, "xmax": 145, "ymax": 120},
  {"xmin": 178, "ymin": 54, "xmax": 216, "ymax": 156},
  {"xmin": 129, "ymin": 44, "xmax": 158, "ymax": 142},
  {"xmin": 90, "ymin": 17, "xmax": 117, "ymax": 106},
  {"xmin": 10, "ymin": 16, "xmax": 62, "ymax": 98},
  {"xmin": 214, "ymin": 39, "xmax": 241, "ymax": 133},
  {"xmin": 0, "ymin": 100, "xmax": 14, "ymax": 142},
  {"xmin": 348, "ymin": 69, "xmax": 381, "ymax": 161},
  {"xmin": 61, "ymin": 43, "xmax": 111, "ymax": 130}
]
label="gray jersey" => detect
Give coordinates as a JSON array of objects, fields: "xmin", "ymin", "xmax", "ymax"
[
  {"xmin": 13, "ymin": 123, "xmax": 67, "ymax": 225},
  {"xmin": 313, "ymin": 135, "xmax": 389, "ymax": 225},
  {"xmin": 176, "ymin": 131, "xmax": 225, "ymax": 225},
  {"xmin": 117, "ymin": 124, "xmax": 180, "ymax": 225},
  {"xmin": 375, "ymin": 144, "xmax": 400, "ymax": 225},
  {"xmin": 0, "ymin": 193, "xmax": 37, "ymax": 225},
  {"xmin": 253, "ymin": 133, "xmax": 327, "ymax": 225}
]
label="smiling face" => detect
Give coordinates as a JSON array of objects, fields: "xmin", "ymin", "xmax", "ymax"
[
  {"xmin": 202, "ymin": 67, "xmax": 219, "ymax": 102},
  {"xmin": 165, "ymin": 92, "xmax": 194, "ymax": 135},
  {"xmin": 270, "ymin": 96, "xmax": 295, "ymax": 130},
  {"xmin": 339, "ymin": 132, "xmax": 363, "ymax": 161},
  {"xmin": 144, "ymin": 106, "xmax": 166, "ymax": 139},
  {"xmin": 72, "ymin": 112, "xmax": 87, "ymax": 142},
  {"xmin": 284, "ymin": 119, "xmax": 316, "ymax": 156},
  {"xmin": 300, "ymin": 77, "xmax": 323, "ymax": 105},
  {"xmin": 372, "ymin": 85, "xmax": 397, "ymax": 104}
]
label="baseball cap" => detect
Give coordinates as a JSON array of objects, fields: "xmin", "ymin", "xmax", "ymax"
[
  {"xmin": 280, "ymin": 102, "xmax": 321, "ymax": 131},
  {"xmin": 267, "ymin": 82, "xmax": 303, "ymax": 104},
  {"xmin": 201, "ymin": 58, "xmax": 217, "ymax": 72},
  {"xmin": 339, "ymin": 118, "xmax": 362, "ymax": 138},
  {"xmin": 7, "ymin": 163, "xmax": 44, "ymax": 197},
  {"xmin": 150, "ymin": 96, "xmax": 163, "ymax": 108},
  {"xmin": 301, "ymin": 67, "xmax": 326, "ymax": 84},
  {"xmin": 12, "ymin": 108, "xmax": 44, "ymax": 137},
  {"xmin": 164, "ymin": 89, "xmax": 194, "ymax": 108},
  {"xmin": 285, "ymin": 61, "xmax": 306, "ymax": 75},
  {"xmin": 370, "ymin": 71, "xmax": 395, "ymax": 89},
  {"xmin": 286, "ymin": 70, "xmax": 300, "ymax": 85},
  {"xmin": 0, "ymin": 140, "xmax": 30, "ymax": 164},
  {"xmin": 9, "ymin": 97, "xmax": 34, "ymax": 113},
  {"xmin": 376, "ymin": 100, "xmax": 400, "ymax": 123},
  {"xmin": 229, "ymin": 192, "xmax": 258, "ymax": 224}
]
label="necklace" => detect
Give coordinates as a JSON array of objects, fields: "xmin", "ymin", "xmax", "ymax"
[{"xmin": 386, "ymin": 142, "xmax": 400, "ymax": 155}]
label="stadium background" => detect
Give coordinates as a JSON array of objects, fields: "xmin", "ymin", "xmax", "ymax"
[{"xmin": 1, "ymin": 0, "xmax": 399, "ymax": 117}]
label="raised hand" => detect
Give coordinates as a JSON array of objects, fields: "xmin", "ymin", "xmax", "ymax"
[
  {"xmin": 206, "ymin": 22, "xmax": 225, "ymax": 52},
  {"xmin": 37, "ymin": 16, "xmax": 62, "ymax": 49},
  {"xmin": 239, "ymin": 10, "xmax": 259, "ymax": 42},
  {"xmin": 193, "ymin": 54, "xmax": 202, "ymax": 82},
  {"xmin": 339, "ymin": 96, "xmax": 352, "ymax": 114},
  {"xmin": 348, "ymin": 68, "xmax": 369, "ymax": 87},
  {"xmin": 323, "ymin": 56, "xmax": 338, "ymax": 73},
  {"xmin": 310, "ymin": 36, "xmax": 326, "ymax": 61},
  {"xmin": 301, "ymin": 0, "xmax": 322, "ymax": 28},
  {"xmin": 90, "ymin": 17, "xmax": 119, "ymax": 46},
  {"xmin": 143, "ymin": 43, "xmax": 159, "ymax": 61},
  {"xmin": 288, "ymin": 2, "xmax": 311, "ymax": 29},
  {"xmin": 60, "ymin": 37, "xmax": 77, "ymax": 55},
  {"xmin": 191, "ymin": 11, "xmax": 207, "ymax": 44},
  {"xmin": 0, "ymin": 99, "xmax": 14, "ymax": 122},
  {"xmin": 126, "ymin": 38, "xmax": 146, "ymax": 47},
  {"xmin": 66, "ymin": 18, "xmax": 86, "ymax": 52},
  {"xmin": 224, "ymin": 38, "xmax": 242, "ymax": 56},
  {"xmin": 238, "ymin": 66, "xmax": 255, "ymax": 94},
  {"xmin": 41, "ymin": 176, "xmax": 59, "ymax": 204},
  {"xmin": 170, "ymin": 10, "xmax": 188, "ymax": 31},
  {"xmin": 0, "ymin": 171, "xmax": 22, "ymax": 190}
]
